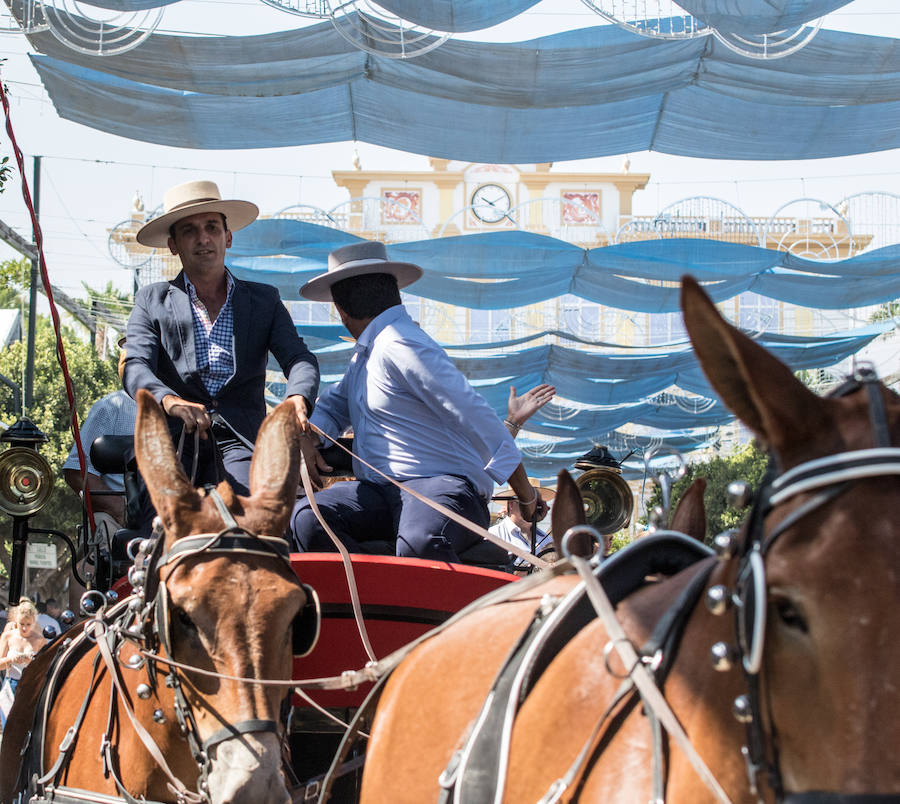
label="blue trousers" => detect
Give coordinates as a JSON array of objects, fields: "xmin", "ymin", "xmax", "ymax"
[{"xmin": 290, "ymin": 475, "xmax": 489, "ymax": 563}]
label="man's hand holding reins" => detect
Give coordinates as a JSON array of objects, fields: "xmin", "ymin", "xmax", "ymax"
[
  {"xmin": 162, "ymin": 395, "xmax": 211, "ymax": 438},
  {"xmin": 298, "ymin": 425, "xmax": 333, "ymax": 491},
  {"xmin": 286, "ymin": 394, "xmax": 313, "ymax": 434}
]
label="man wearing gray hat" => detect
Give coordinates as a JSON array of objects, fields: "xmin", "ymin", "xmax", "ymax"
[
  {"xmin": 290, "ymin": 240, "xmax": 538, "ymax": 563},
  {"xmin": 124, "ymin": 179, "xmax": 319, "ymax": 495}
]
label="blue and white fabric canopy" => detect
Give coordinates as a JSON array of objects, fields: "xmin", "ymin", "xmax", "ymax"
[
  {"xmin": 52, "ymin": 0, "xmax": 851, "ymax": 31},
  {"xmin": 303, "ymin": 324, "xmax": 887, "ymax": 414},
  {"xmin": 228, "ymin": 222, "xmax": 900, "ymax": 312},
  {"xmin": 678, "ymin": 0, "xmax": 849, "ymax": 33},
  {"xmin": 248, "ymin": 224, "xmax": 894, "ymax": 477},
  {"xmin": 28, "ymin": 17, "xmax": 900, "ymax": 160}
]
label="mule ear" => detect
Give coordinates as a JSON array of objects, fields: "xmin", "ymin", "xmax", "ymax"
[
  {"xmin": 681, "ymin": 276, "xmax": 828, "ymax": 456},
  {"xmin": 246, "ymin": 400, "xmax": 302, "ymax": 533},
  {"xmin": 551, "ymin": 470, "xmax": 593, "ymax": 558},
  {"xmin": 669, "ymin": 477, "xmax": 707, "ymax": 542},
  {"xmin": 133, "ymin": 389, "xmax": 199, "ymax": 532}
]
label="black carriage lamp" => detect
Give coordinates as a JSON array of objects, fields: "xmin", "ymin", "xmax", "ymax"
[
  {"xmin": 572, "ymin": 444, "xmax": 636, "ymax": 537},
  {"xmin": 0, "ymin": 417, "xmax": 82, "ymax": 615}
]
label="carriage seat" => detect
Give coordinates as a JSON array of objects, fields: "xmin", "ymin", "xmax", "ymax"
[
  {"xmin": 357, "ymin": 537, "xmax": 515, "ymax": 572},
  {"xmin": 86, "ymin": 435, "xmax": 144, "ymax": 587},
  {"xmin": 90, "ymin": 434, "xmax": 137, "ymax": 475}
]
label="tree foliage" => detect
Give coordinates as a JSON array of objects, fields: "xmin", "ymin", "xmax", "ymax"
[
  {"xmin": 641, "ymin": 441, "xmax": 770, "ymax": 542},
  {"xmin": 869, "ymin": 301, "xmax": 899, "ymax": 339},
  {"xmin": 0, "ymin": 262, "xmax": 121, "ymax": 597},
  {"xmin": 82, "ymin": 280, "xmax": 133, "ymax": 321},
  {"xmin": 0, "ymin": 155, "xmax": 11, "ymax": 195}
]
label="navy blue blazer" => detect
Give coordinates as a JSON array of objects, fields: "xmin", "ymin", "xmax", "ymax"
[{"xmin": 124, "ymin": 271, "xmax": 319, "ymax": 443}]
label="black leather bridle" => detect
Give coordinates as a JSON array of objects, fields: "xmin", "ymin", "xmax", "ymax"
[{"xmin": 728, "ymin": 368, "xmax": 900, "ymax": 803}]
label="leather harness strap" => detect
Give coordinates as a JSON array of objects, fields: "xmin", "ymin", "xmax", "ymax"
[
  {"xmin": 565, "ymin": 545, "xmax": 734, "ymax": 804},
  {"xmin": 93, "ymin": 622, "xmax": 204, "ymax": 804}
]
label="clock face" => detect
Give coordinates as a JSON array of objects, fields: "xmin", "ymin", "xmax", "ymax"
[{"xmin": 471, "ymin": 183, "xmax": 512, "ymax": 224}]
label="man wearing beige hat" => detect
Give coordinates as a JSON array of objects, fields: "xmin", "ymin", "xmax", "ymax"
[
  {"xmin": 290, "ymin": 240, "xmax": 539, "ymax": 563},
  {"xmin": 124, "ymin": 179, "xmax": 319, "ymax": 495},
  {"xmin": 490, "ymin": 481, "xmax": 555, "ymax": 568}
]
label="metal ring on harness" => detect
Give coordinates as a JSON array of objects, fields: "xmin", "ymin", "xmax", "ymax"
[
  {"xmin": 602, "ymin": 637, "xmax": 641, "ymax": 679},
  {"xmin": 293, "ymin": 582, "xmax": 322, "ymax": 658},
  {"xmin": 561, "ymin": 524, "xmax": 601, "ymax": 560}
]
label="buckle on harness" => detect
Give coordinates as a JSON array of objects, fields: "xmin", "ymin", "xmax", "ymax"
[
  {"xmin": 538, "ymin": 778, "xmax": 568, "ymax": 804},
  {"xmin": 58, "ymin": 726, "xmax": 76, "ymax": 752},
  {"xmin": 438, "ymin": 749, "xmax": 463, "ymax": 790}
]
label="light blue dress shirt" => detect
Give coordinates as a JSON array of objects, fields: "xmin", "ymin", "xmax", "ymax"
[{"xmin": 311, "ymin": 305, "xmax": 522, "ymax": 499}]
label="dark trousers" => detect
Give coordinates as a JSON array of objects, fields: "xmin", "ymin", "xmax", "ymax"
[
  {"xmin": 290, "ymin": 475, "xmax": 489, "ymax": 563},
  {"xmin": 138, "ymin": 424, "xmax": 253, "ymax": 536},
  {"xmin": 171, "ymin": 422, "xmax": 253, "ymax": 495}
]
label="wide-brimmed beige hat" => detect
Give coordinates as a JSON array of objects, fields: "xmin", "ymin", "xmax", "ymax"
[
  {"xmin": 493, "ymin": 478, "xmax": 555, "ymax": 503},
  {"xmin": 136, "ymin": 180, "xmax": 259, "ymax": 247},
  {"xmin": 300, "ymin": 240, "xmax": 423, "ymax": 302}
]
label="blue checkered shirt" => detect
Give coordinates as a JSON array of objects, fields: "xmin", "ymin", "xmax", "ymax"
[
  {"xmin": 185, "ymin": 272, "xmax": 235, "ymax": 397},
  {"xmin": 63, "ymin": 390, "xmax": 137, "ymax": 492}
]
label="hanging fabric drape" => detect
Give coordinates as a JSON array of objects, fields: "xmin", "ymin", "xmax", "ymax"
[
  {"xmin": 677, "ymin": 0, "xmax": 849, "ymax": 33},
  {"xmin": 224, "ymin": 223, "xmax": 900, "ymax": 312},
  {"xmin": 27, "ymin": 21, "xmax": 900, "ymax": 160}
]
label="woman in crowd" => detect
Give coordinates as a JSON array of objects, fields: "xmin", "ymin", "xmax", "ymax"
[{"xmin": 0, "ymin": 598, "xmax": 47, "ymax": 728}]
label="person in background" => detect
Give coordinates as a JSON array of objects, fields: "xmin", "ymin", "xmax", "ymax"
[
  {"xmin": 291, "ymin": 240, "xmax": 540, "ymax": 562},
  {"xmin": 489, "ymin": 481, "xmax": 556, "ymax": 567},
  {"xmin": 44, "ymin": 598, "xmax": 70, "ymax": 634},
  {"xmin": 124, "ymin": 179, "xmax": 319, "ymax": 495},
  {"xmin": 63, "ymin": 338, "xmax": 136, "ymax": 538},
  {"xmin": 0, "ymin": 598, "xmax": 47, "ymax": 728}
]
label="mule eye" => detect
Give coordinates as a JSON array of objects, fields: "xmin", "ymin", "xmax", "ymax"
[
  {"xmin": 773, "ymin": 597, "xmax": 808, "ymax": 633},
  {"xmin": 174, "ymin": 607, "xmax": 196, "ymax": 631}
]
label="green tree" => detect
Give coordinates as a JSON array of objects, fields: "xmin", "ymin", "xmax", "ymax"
[
  {"xmin": 0, "ymin": 155, "xmax": 10, "ymax": 193},
  {"xmin": 641, "ymin": 441, "xmax": 770, "ymax": 542},
  {"xmin": 0, "ymin": 258, "xmax": 27, "ymax": 309},
  {"xmin": 869, "ymin": 300, "xmax": 899, "ymax": 340},
  {"xmin": 82, "ymin": 280, "xmax": 133, "ymax": 321},
  {"xmin": 0, "ymin": 276, "xmax": 121, "ymax": 594}
]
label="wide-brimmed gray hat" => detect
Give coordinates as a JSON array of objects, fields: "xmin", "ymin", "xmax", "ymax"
[
  {"xmin": 300, "ymin": 241, "xmax": 423, "ymax": 302},
  {"xmin": 136, "ymin": 180, "xmax": 259, "ymax": 248}
]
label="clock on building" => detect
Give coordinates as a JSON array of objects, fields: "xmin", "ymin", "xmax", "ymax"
[{"xmin": 471, "ymin": 183, "xmax": 513, "ymax": 224}]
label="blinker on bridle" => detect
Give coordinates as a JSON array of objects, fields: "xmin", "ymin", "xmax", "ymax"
[{"xmin": 705, "ymin": 367, "xmax": 900, "ymax": 802}]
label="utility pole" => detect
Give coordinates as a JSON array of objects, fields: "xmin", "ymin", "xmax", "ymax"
[{"xmin": 23, "ymin": 154, "xmax": 41, "ymax": 413}]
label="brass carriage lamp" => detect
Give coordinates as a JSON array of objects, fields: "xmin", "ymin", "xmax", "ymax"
[
  {"xmin": 572, "ymin": 445, "xmax": 635, "ymax": 537},
  {"xmin": 0, "ymin": 417, "xmax": 54, "ymax": 605}
]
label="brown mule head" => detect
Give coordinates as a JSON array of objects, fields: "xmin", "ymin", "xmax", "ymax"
[
  {"xmin": 134, "ymin": 390, "xmax": 306, "ymax": 804},
  {"xmin": 681, "ymin": 276, "xmax": 900, "ymax": 796},
  {"xmin": 359, "ymin": 278, "xmax": 900, "ymax": 804}
]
